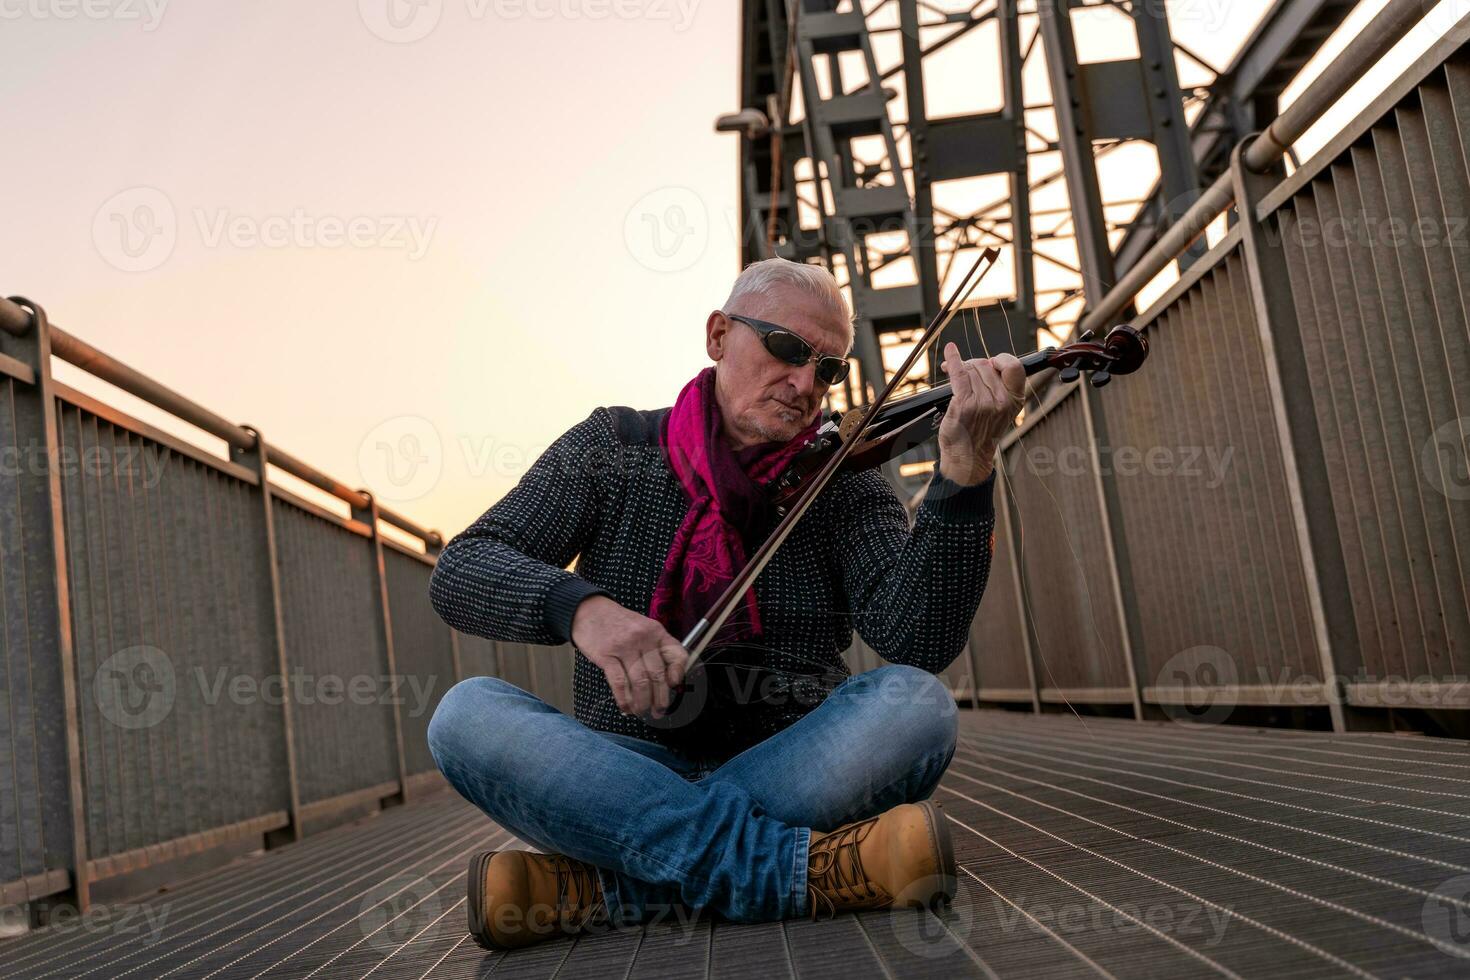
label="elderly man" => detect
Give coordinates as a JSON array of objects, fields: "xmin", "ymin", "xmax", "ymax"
[{"xmin": 427, "ymin": 257, "xmax": 1024, "ymax": 950}]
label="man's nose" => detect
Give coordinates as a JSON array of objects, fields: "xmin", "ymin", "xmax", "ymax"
[{"xmin": 787, "ymin": 360, "xmax": 819, "ymax": 398}]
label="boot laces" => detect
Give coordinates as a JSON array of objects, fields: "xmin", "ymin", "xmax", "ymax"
[
  {"xmin": 805, "ymin": 819, "xmax": 882, "ymax": 920},
  {"xmin": 551, "ymin": 855, "xmax": 606, "ymax": 928}
]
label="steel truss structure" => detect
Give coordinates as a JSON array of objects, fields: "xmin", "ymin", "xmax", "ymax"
[{"xmin": 724, "ymin": 0, "xmax": 1354, "ymax": 413}]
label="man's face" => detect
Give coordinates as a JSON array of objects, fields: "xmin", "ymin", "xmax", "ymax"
[{"xmin": 706, "ymin": 283, "xmax": 852, "ymax": 448}]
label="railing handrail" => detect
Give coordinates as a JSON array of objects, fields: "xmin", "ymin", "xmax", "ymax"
[
  {"xmin": 1077, "ymin": 0, "xmax": 1446, "ymax": 339},
  {"xmin": 0, "ymin": 295, "xmax": 442, "ymax": 549}
]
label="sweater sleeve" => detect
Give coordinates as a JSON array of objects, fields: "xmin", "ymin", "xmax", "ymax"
[
  {"xmin": 826, "ymin": 465, "xmax": 997, "ymax": 672},
  {"xmin": 428, "ymin": 407, "xmax": 615, "ymax": 646}
]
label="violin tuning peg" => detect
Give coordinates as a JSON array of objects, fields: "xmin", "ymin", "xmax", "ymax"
[
  {"xmin": 1089, "ymin": 369, "xmax": 1112, "ymax": 388},
  {"xmin": 1059, "ymin": 365, "xmax": 1081, "ymax": 384},
  {"xmin": 1078, "ymin": 329, "xmax": 1096, "ymax": 342}
]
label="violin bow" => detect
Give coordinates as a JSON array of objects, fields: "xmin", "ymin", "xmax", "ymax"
[{"xmin": 680, "ymin": 247, "xmax": 1002, "ymax": 671}]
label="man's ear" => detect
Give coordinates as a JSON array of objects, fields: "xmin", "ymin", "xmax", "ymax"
[{"xmin": 706, "ymin": 310, "xmax": 728, "ymax": 361}]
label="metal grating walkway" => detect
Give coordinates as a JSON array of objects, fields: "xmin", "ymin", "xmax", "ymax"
[{"xmin": 4, "ymin": 711, "xmax": 1469, "ymax": 978}]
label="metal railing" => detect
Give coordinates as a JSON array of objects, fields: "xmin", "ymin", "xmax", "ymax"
[
  {"xmin": 0, "ymin": 297, "xmax": 595, "ymax": 913},
  {"xmin": 973, "ymin": 1, "xmax": 1470, "ymax": 733}
]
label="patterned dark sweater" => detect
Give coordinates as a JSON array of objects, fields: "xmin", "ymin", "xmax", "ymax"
[{"xmin": 427, "ymin": 404, "xmax": 996, "ymax": 760}]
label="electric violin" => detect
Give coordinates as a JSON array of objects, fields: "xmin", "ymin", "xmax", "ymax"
[{"xmin": 766, "ymin": 322, "xmax": 1149, "ymax": 513}]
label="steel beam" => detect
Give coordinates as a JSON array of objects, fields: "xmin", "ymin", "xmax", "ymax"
[
  {"xmin": 898, "ymin": 0, "xmax": 942, "ymax": 324},
  {"xmin": 1037, "ymin": 0, "xmax": 1116, "ymax": 306}
]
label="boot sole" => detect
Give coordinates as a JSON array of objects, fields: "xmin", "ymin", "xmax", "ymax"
[
  {"xmin": 466, "ymin": 849, "xmax": 499, "ymax": 951},
  {"xmin": 918, "ymin": 801, "xmax": 958, "ymax": 907}
]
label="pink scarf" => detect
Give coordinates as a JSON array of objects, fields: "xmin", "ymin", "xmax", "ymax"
[{"xmin": 651, "ymin": 367, "xmax": 818, "ymax": 648}]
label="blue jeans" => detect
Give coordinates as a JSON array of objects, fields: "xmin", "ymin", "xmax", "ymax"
[{"xmin": 427, "ymin": 663, "xmax": 959, "ymax": 924}]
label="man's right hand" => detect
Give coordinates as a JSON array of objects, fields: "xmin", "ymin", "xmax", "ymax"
[{"xmin": 570, "ymin": 595, "xmax": 690, "ymax": 720}]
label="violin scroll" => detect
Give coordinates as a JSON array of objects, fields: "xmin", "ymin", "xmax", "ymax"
[{"xmin": 1027, "ymin": 323, "xmax": 1148, "ymax": 388}]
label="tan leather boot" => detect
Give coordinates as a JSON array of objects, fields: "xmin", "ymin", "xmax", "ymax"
[
  {"xmin": 467, "ymin": 849, "xmax": 608, "ymax": 950},
  {"xmin": 805, "ymin": 800, "xmax": 957, "ymax": 919}
]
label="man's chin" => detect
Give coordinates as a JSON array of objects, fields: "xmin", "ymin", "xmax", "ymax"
[{"xmin": 753, "ymin": 411, "xmax": 811, "ymax": 444}]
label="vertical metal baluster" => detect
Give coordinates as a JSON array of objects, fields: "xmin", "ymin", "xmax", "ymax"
[
  {"xmin": 352, "ymin": 491, "xmax": 409, "ymax": 804},
  {"xmin": 1232, "ymin": 137, "xmax": 1350, "ymax": 732},
  {"xmin": 3, "ymin": 300, "xmax": 91, "ymax": 910},
  {"xmin": 232, "ymin": 428, "xmax": 302, "ymax": 844}
]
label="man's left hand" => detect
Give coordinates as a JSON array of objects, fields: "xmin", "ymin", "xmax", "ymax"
[{"xmin": 936, "ymin": 342, "xmax": 1026, "ymax": 486}]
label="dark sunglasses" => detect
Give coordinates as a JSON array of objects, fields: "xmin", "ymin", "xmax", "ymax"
[{"xmin": 725, "ymin": 313, "xmax": 852, "ymax": 386}]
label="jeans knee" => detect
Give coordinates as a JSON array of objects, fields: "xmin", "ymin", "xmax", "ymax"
[
  {"xmin": 427, "ymin": 675, "xmax": 518, "ymax": 770},
  {"xmin": 866, "ymin": 665, "xmax": 958, "ymax": 759}
]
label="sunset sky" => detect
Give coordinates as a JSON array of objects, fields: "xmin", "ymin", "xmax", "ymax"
[{"xmin": 3, "ymin": 0, "xmax": 1453, "ymax": 542}]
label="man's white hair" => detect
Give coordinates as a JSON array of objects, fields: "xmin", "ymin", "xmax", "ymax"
[{"xmin": 723, "ymin": 258, "xmax": 854, "ymax": 339}]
